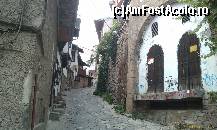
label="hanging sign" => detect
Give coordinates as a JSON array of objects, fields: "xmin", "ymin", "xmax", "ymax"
[
  {"xmin": 147, "ymin": 58, "xmax": 154, "ymax": 64},
  {"xmin": 190, "ymin": 44, "xmax": 197, "ymax": 53}
]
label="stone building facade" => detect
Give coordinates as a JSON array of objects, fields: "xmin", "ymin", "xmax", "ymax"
[
  {"xmin": 61, "ymin": 43, "xmax": 90, "ymax": 90},
  {"xmin": 0, "ymin": 0, "xmax": 79, "ymax": 130},
  {"xmin": 107, "ymin": 22, "xmax": 128, "ymax": 105},
  {"xmin": 106, "ymin": 0, "xmax": 217, "ymax": 127}
]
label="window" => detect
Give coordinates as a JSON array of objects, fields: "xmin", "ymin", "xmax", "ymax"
[
  {"xmin": 178, "ymin": 32, "xmax": 201, "ymax": 90},
  {"xmin": 61, "ymin": 53, "xmax": 70, "ymax": 68},
  {"xmin": 71, "ymin": 45, "xmax": 76, "ymax": 62},
  {"xmin": 147, "ymin": 45, "xmax": 164, "ymax": 93},
  {"xmin": 151, "ymin": 22, "xmax": 158, "ymax": 37},
  {"xmin": 71, "ymin": 50, "xmax": 76, "ymax": 62},
  {"xmin": 75, "ymin": 76, "xmax": 80, "ymax": 81},
  {"xmin": 182, "ymin": 15, "xmax": 190, "ymax": 23}
]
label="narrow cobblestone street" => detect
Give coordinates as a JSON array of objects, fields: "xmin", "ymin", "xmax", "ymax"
[{"xmin": 47, "ymin": 87, "xmax": 174, "ymax": 130}]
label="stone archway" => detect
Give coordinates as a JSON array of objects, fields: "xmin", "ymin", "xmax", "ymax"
[{"xmin": 126, "ymin": 0, "xmax": 177, "ymax": 112}]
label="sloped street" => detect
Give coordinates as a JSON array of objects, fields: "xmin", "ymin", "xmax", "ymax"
[{"xmin": 46, "ymin": 87, "xmax": 174, "ymax": 130}]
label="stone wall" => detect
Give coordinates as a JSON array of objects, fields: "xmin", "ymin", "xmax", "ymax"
[
  {"xmin": 126, "ymin": 0, "xmax": 176, "ymax": 113},
  {"xmin": 33, "ymin": 0, "xmax": 58, "ymax": 128},
  {"xmin": 0, "ymin": 0, "xmax": 46, "ymax": 29},
  {"xmin": 108, "ymin": 22, "xmax": 128, "ymax": 105},
  {"xmin": 61, "ymin": 69, "xmax": 74, "ymax": 91},
  {"xmin": 0, "ymin": 0, "xmax": 58, "ymax": 129},
  {"xmin": 134, "ymin": 100, "xmax": 217, "ymax": 129},
  {"xmin": 124, "ymin": 0, "xmax": 217, "ymax": 128},
  {"xmin": 0, "ymin": 32, "xmax": 40, "ymax": 130}
]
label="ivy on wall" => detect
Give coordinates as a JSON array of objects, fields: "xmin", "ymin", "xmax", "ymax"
[
  {"xmin": 179, "ymin": 0, "xmax": 217, "ymax": 56},
  {"xmin": 95, "ymin": 20, "xmax": 121, "ymax": 93}
]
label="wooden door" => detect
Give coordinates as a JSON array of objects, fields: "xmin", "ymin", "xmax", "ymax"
[
  {"xmin": 147, "ymin": 45, "xmax": 164, "ymax": 93},
  {"xmin": 178, "ymin": 32, "xmax": 201, "ymax": 90}
]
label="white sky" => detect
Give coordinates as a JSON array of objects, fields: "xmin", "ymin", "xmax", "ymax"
[{"xmin": 73, "ymin": 0, "xmax": 113, "ymax": 70}]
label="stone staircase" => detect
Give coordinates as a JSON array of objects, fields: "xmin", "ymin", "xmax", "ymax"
[{"xmin": 49, "ymin": 95, "xmax": 66, "ymax": 121}]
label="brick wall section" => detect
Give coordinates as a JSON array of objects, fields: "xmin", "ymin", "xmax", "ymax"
[{"xmin": 108, "ymin": 22, "xmax": 128, "ymax": 105}]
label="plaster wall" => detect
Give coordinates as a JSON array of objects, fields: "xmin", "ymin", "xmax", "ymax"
[
  {"xmin": 70, "ymin": 50, "xmax": 79, "ymax": 79},
  {"xmin": 126, "ymin": 0, "xmax": 176, "ymax": 112},
  {"xmin": 63, "ymin": 42, "xmax": 79, "ymax": 79},
  {"xmin": 0, "ymin": 32, "xmax": 40, "ymax": 129},
  {"xmin": 0, "ymin": 0, "xmax": 58, "ymax": 129},
  {"xmin": 0, "ymin": 0, "xmax": 46, "ymax": 29},
  {"xmin": 138, "ymin": 3, "xmax": 217, "ymax": 94},
  {"xmin": 102, "ymin": 18, "xmax": 113, "ymax": 36}
]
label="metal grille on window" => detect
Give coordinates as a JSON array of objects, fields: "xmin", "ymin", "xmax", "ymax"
[
  {"xmin": 182, "ymin": 15, "xmax": 190, "ymax": 23},
  {"xmin": 151, "ymin": 22, "xmax": 158, "ymax": 37}
]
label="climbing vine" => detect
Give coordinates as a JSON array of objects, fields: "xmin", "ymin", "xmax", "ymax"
[
  {"xmin": 94, "ymin": 20, "xmax": 121, "ymax": 93},
  {"xmin": 179, "ymin": 0, "xmax": 217, "ymax": 56}
]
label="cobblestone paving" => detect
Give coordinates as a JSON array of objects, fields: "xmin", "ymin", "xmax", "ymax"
[{"xmin": 47, "ymin": 87, "xmax": 175, "ymax": 130}]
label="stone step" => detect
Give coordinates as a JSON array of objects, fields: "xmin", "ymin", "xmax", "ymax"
[
  {"xmin": 50, "ymin": 111, "xmax": 61, "ymax": 115},
  {"xmin": 58, "ymin": 100, "xmax": 64, "ymax": 103},
  {"xmin": 53, "ymin": 107, "xmax": 64, "ymax": 111},
  {"xmin": 49, "ymin": 112, "xmax": 61, "ymax": 121},
  {"xmin": 53, "ymin": 103, "xmax": 65, "ymax": 108},
  {"xmin": 53, "ymin": 103, "xmax": 62, "ymax": 106},
  {"xmin": 52, "ymin": 108, "xmax": 65, "ymax": 114}
]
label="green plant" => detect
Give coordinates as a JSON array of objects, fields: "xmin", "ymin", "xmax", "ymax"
[
  {"xmin": 93, "ymin": 91, "xmax": 104, "ymax": 97},
  {"xmin": 174, "ymin": 122, "xmax": 204, "ymax": 130},
  {"xmin": 94, "ymin": 20, "xmax": 121, "ymax": 93},
  {"xmin": 113, "ymin": 104, "xmax": 126, "ymax": 115},
  {"xmin": 131, "ymin": 112, "xmax": 146, "ymax": 120},
  {"xmin": 207, "ymin": 91, "xmax": 217, "ymax": 103},
  {"xmin": 102, "ymin": 92, "xmax": 114, "ymax": 105},
  {"xmin": 93, "ymin": 91, "xmax": 114, "ymax": 104},
  {"xmin": 179, "ymin": 0, "xmax": 217, "ymax": 56}
]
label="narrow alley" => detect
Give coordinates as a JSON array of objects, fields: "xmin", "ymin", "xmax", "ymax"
[
  {"xmin": 47, "ymin": 87, "xmax": 173, "ymax": 130},
  {"xmin": 1, "ymin": 0, "xmax": 217, "ymax": 130}
]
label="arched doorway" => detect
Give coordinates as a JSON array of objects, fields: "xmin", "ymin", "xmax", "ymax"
[
  {"xmin": 178, "ymin": 32, "xmax": 202, "ymax": 90},
  {"xmin": 147, "ymin": 45, "xmax": 164, "ymax": 93}
]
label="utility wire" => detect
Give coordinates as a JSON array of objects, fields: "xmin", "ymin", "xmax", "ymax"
[
  {"xmin": 0, "ymin": 0, "xmax": 27, "ymax": 46},
  {"xmin": 11, "ymin": 0, "xmax": 27, "ymax": 43}
]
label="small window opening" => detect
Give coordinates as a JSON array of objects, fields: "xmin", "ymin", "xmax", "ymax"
[
  {"xmin": 151, "ymin": 22, "xmax": 158, "ymax": 37},
  {"xmin": 182, "ymin": 15, "xmax": 190, "ymax": 23}
]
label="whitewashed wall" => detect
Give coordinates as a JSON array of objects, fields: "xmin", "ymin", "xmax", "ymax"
[
  {"xmin": 138, "ymin": 3, "xmax": 217, "ymax": 94},
  {"xmin": 102, "ymin": 17, "xmax": 113, "ymax": 36},
  {"xmin": 63, "ymin": 42, "xmax": 79, "ymax": 79},
  {"xmin": 70, "ymin": 49, "xmax": 79, "ymax": 79}
]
